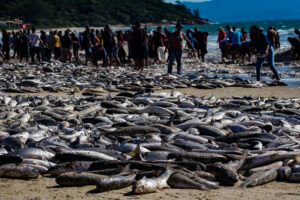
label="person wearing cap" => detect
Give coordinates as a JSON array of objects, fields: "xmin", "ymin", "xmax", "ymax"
[
  {"xmin": 168, "ymin": 22, "xmax": 195, "ymax": 75},
  {"xmin": 250, "ymin": 25, "xmax": 281, "ymax": 82}
]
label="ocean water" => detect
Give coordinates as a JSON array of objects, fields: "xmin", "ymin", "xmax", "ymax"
[{"xmin": 148, "ymin": 19, "xmax": 300, "ymax": 58}]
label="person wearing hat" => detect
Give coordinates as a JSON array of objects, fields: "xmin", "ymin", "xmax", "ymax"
[
  {"xmin": 250, "ymin": 25, "xmax": 280, "ymax": 82},
  {"xmin": 168, "ymin": 22, "xmax": 195, "ymax": 75}
]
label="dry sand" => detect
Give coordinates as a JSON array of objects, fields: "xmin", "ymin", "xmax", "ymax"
[
  {"xmin": 1, "ymin": 86, "xmax": 300, "ymax": 200},
  {"xmin": 0, "ymin": 177, "xmax": 300, "ymax": 200}
]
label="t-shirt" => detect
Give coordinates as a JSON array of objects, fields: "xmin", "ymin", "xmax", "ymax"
[
  {"xmin": 218, "ymin": 31, "xmax": 226, "ymax": 43},
  {"xmin": 29, "ymin": 33, "xmax": 40, "ymax": 47},
  {"xmin": 62, "ymin": 35, "xmax": 72, "ymax": 49},
  {"xmin": 72, "ymin": 36, "xmax": 80, "ymax": 49},
  {"xmin": 131, "ymin": 28, "xmax": 148, "ymax": 49},
  {"xmin": 254, "ymin": 32, "xmax": 271, "ymax": 52},
  {"xmin": 231, "ymin": 31, "xmax": 242, "ymax": 46},
  {"xmin": 52, "ymin": 35, "xmax": 61, "ymax": 48},
  {"xmin": 102, "ymin": 30, "xmax": 114, "ymax": 48},
  {"xmin": 82, "ymin": 31, "xmax": 91, "ymax": 49},
  {"xmin": 154, "ymin": 31, "xmax": 165, "ymax": 47}
]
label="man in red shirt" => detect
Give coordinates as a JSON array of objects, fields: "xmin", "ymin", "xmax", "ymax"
[{"xmin": 217, "ymin": 27, "xmax": 226, "ymax": 43}]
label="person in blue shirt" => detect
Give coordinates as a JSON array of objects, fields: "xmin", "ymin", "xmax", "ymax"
[
  {"xmin": 230, "ymin": 26, "xmax": 242, "ymax": 61},
  {"xmin": 231, "ymin": 27, "xmax": 242, "ymax": 46},
  {"xmin": 220, "ymin": 25, "xmax": 232, "ymax": 57},
  {"xmin": 250, "ymin": 25, "xmax": 280, "ymax": 81}
]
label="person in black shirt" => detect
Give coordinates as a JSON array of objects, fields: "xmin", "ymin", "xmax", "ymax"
[
  {"xmin": 102, "ymin": 24, "xmax": 115, "ymax": 66},
  {"xmin": 131, "ymin": 22, "xmax": 148, "ymax": 72},
  {"xmin": 2, "ymin": 29, "xmax": 10, "ymax": 62},
  {"xmin": 19, "ymin": 29, "xmax": 29, "ymax": 62},
  {"xmin": 288, "ymin": 37, "xmax": 300, "ymax": 59},
  {"xmin": 61, "ymin": 30, "xmax": 72, "ymax": 63},
  {"xmin": 193, "ymin": 27, "xmax": 208, "ymax": 62},
  {"xmin": 82, "ymin": 26, "xmax": 93, "ymax": 66},
  {"xmin": 250, "ymin": 25, "xmax": 280, "ymax": 81},
  {"xmin": 71, "ymin": 32, "xmax": 80, "ymax": 64}
]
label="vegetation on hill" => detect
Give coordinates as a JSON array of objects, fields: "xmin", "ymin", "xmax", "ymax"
[{"xmin": 0, "ymin": 0, "xmax": 204, "ymax": 28}]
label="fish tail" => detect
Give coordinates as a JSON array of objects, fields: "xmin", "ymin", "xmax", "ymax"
[
  {"xmin": 127, "ymin": 144, "xmax": 141, "ymax": 157},
  {"xmin": 294, "ymin": 154, "xmax": 300, "ymax": 162}
]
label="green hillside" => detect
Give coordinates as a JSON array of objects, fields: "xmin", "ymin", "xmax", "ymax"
[{"xmin": 0, "ymin": 0, "xmax": 200, "ymax": 28}]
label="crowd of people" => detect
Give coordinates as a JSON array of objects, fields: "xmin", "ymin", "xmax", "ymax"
[
  {"xmin": 217, "ymin": 25, "xmax": 281, "ymax": 62},
  {"xmin": 0, "ymin": 23, "xmax": 299, "ymax": 80},
  {"xmin": 0, "ymin": 23, "xmax": 209, "ymax": 73}
]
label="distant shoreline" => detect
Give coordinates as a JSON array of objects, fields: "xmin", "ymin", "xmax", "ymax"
[{"xmin": 3, "ymin": 18, "xmax": 212, "ymax": 31}]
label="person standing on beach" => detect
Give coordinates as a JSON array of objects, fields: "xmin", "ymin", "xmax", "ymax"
[
  {"xmin": 241, "ymin": 28, "xmax": 248, "ymax": 43},
  {"xmin": 194, "ymin": 27, "xmax": 208, "ymax": 62},
  {"xmin": 267, "ymin": 26, "xmax": 280, "ymax": 50},
  {"xmin": 153, "ymin": 26, "xmax": 167, "ymax": 64},
  {"xmin": 102, "ymin": 25, "xmax": 115, "ymax": 66},
  {"xmin": 71, "ymin": 32, "xmax": 80, "ymax": 64},
  {"xmin": 12, "ymin": 31, "xmax": 20, "ymax": 59},
  {"xmin": 2, "ymin": 29, "xmax": 10, "ymax": 62},
  {"xmin": 168, "ymin": 22, "xmax": 195, "ymax": 75},
  {"xmin": 19, "ymin": 29, "xmax": 29, "ymax": 62},
  {"xmin": 131, "ymin": 22, "xmax": 148, "ymax": 72},
  {"xmin": 250, "ymin": 25, "xmax": 280, "ymax": 82},
  {"xmin": 230, "ymin": 26, "xmax": 242, "ymax": 61},
  {"xmin": 186, "ymin": 29, "xmax": 196, "ymax": 58},
  {"xmin": 217, "ymin": 27, "xmax": 226, "ymax": 57},
  {"xmin": 82, "ymin": 26, "xmax": 93, "ymax": 66},
  {"xmin": 52, "ymin": 30, "xmax": 61, "ymax": 60},
  {"xmin": 61, "ymin": 30, "xmax": 72, "ymax": 63},
  {"xmin": 28, "ymin": 27, "xmax": 44, "ymax": 63},
  {"xmin": 220, "ymin": 25, "xmax": 233, "ymax": 59}
]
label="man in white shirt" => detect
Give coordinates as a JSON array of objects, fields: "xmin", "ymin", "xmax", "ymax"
[{"xmin": 28, "ymin": 27, "xmax": 44, "ymax": 63}]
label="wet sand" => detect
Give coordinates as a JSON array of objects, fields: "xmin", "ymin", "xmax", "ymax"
[
  {"xmin": 0, "ymin": 177, "xmax": 300, "ymax": 200},
  {"xmin": 5, "ymin": 86, "xmax": 300, "ymax": 98}
]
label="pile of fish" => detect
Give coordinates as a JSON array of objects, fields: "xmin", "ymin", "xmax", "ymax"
[
  {"xmin": 0, "ymin": 62, "xmax": 288, "ymax": 94},
  {"xmin": 0, "ymin": 91, "xmax": 300, "ymax": 194}
]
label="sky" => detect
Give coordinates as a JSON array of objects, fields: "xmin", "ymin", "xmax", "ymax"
[{"xmin": 164, "ymin": 0, "xmax": 300, "ymax": 22}]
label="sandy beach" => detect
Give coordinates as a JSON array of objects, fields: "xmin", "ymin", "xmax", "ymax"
[
  {"xmin": 1, "ymin": 176, "xmax": 300, "ymax": 200},
  {"xmin": 1, "ymin": 86, "xmax": 300, "ymax": 200},
  {"xmin": 5, "ymin": 86, "xmax": 300, "ymax": 99}
]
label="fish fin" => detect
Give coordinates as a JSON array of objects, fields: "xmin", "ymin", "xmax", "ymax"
[
  {"xmin": 161, "ymin": 142, "xmax": 167, "ymax": 147},
  {"xmin": 167, "ymin": 113, "xmax": 176, "ymax": 126},
  {"xmin": 295, "ymin": 154, "xmax": 300, "ymax": 162},
  {"xmin": 121, "ymin": 164, "xmax": 131, "ymax": 173},
  {"xmin": 127, "ymin": 144, "xmax": 141, "ymax": 158}
]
